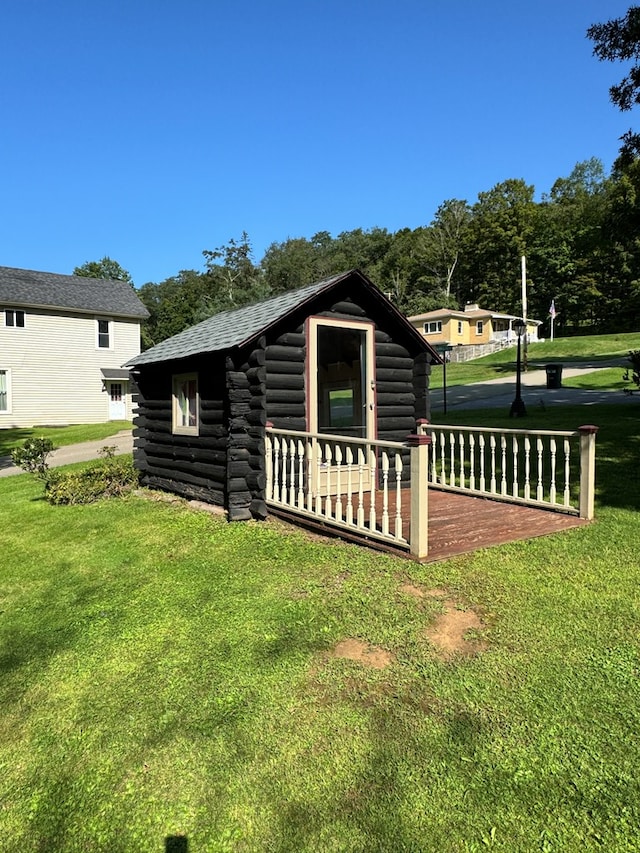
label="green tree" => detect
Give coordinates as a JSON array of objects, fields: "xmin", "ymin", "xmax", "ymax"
[
  {"xmin": 138, "ymin": 270, "xmax": 207, "ymax": 348},
  {"xmin": 529, "ymin": 160, "xmax": 609, "ymax": 331},
  {"xmin": 588, "ymin": 6, "xmax": 640, "ymax": 166},
  {"xmin": 202, "ymin": 232, "xmax": 267, "ymax": 312},
  {"xmin": 419, "ymin": 199, "xmax": 471, "ymax": 300},
  {"xmin": 460, "ymin": 179, "xmax": 537, "ymax": 312},
  {"xmin": 73, "ymin": 257, "xmax": 134, "ymax": 285}
]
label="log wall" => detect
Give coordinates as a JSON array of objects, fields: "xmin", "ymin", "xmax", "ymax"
[{"xmin": 132, "ymin": 356, "xmax": 229, "ymax": 506}]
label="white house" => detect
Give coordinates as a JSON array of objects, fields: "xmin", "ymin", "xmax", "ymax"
[{"xmin": 0, "ymin": 265, "xmax": 149, "ymax": 428}]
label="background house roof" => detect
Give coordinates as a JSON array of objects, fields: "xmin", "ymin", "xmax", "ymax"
[
  {"xmin": 0, "ymin": 265, "xmax": 149, "ymax": 319},
  {"xmin": 128, "ymin": 269, "xmax": 441, "ymax": 367},
  {"xmin": 409, "ymin": 306, "xmax": 541, "ymax": 324}
]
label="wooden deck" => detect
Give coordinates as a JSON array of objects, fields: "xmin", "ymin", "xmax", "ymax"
[
  {"xmin": 424, "ymin": 489, "xmax": 589, "ymax": 562},
  {"xmin": 269, "ymin": 487, "xmax": 589, "ymax": 563}
]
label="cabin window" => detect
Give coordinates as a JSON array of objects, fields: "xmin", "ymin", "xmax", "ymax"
[
  {"xmin": 423, "ymin": 321, "xmax": 442, "ymax": 334},
  {"xmin": 5, "ymin": 309, "xmax": 25, "ymax": 328},
  {"xmin": 0, "ymin": 369, "xmax": 10, "ymax": 412},
  {"xmin": 172, "ymin": 373, "xmax": 199, "ymax": 435},
  {"xmin": 97, "ymin": 318, "xmax": 112, "ymax": 349},
  {"xmin": 457, "ymin": 321, "xmax": 463, "ymax": 335},
  {"xmin": 476, "ymin": 321, "xmax": 484, "ymax": 336}
]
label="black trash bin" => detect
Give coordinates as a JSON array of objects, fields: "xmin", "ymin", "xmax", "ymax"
[{"xmin": 545, "ymin": 364, "xmax": 563, "ymax": 389}]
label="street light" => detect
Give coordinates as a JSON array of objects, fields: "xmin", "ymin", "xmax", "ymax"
[
  {"xmin": 435, "ymin": 343, "xmax": 453, "ymax": 414},
  {"xmin": 509, "ymin": 318, "xmax": 527, "ymax": 418}
]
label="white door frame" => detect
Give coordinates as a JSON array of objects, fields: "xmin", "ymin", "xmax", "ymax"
[{"xmin": 306, "ymin": 315, "xmax": 376, "ymax": 438}]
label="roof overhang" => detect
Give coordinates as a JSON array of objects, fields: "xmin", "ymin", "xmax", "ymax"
[{"xmin": 100, "ymin": 368, "xmax": 132, "ymax": 381}]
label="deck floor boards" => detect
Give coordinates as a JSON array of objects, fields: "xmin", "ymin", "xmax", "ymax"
[
  {"xmin": 270, "ymin": 488, "xmax": 589, "ymax": 562},
  {"xmin": 423, "ymin": 489, "xmax": 588, "ymax": 561}
]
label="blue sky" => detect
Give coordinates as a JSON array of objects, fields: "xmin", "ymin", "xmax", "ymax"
[{"xmin": 1, "ymin": 1, "xmax": 634, "ymax": 286}]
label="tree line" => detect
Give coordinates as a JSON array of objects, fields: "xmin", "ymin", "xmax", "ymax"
[{"xmin": 119, "ymin": 157, "xmax": 637, "ymax": 349}]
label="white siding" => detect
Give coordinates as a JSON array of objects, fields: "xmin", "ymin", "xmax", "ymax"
[{"xmin": 0, "ymin": 308, "xmax": 142, "ymax": 427}]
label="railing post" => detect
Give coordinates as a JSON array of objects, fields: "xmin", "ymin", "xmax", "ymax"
[
  {"xmin": 265, "ymin": 422, "xmax": 273, "ymax": 502},
  {"xmin": 578, "ymin": 425, "xmax": 599, "ymax": 520},
  {"xmin": 406, "ymin": 432, "xmax": 431, "ymax": 559}
]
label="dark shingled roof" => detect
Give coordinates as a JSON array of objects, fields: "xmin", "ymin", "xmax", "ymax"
[
  {"xmin": 127, "ymin": 269, "xmax": 441, "ymax": 368},
  {"xmin": 127, "ymin": 271, "xmax": 353, "ymax": 367},
  {"xmin": 0, "ymin": 265, "xmax": 149, "ymax": 319}
]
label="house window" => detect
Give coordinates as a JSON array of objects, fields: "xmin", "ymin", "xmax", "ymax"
[
  {"xmin": 423, "ymin": 321, "xmax": 442, "ymax": 334},
  {"xmin": 457, "ymin": 321, "xmax": 463, "ymax": 335},
  {"xmin": 172, "ymin": 373, "xmax": 199, "ymax": 435},
  {"xmin": 5, "ymin": 309, "xmax": 25, "ymax": 328},
  {"xmin": 0, "ymin": 369, "xmax": 10, "ymax": 413},
  {"xmin": 97, "ymin": 319, "xmax": 112, "ymax": 349},
  {"xmin": 476, "ymin": 321, "xmax": 484, "ymax": 335}
]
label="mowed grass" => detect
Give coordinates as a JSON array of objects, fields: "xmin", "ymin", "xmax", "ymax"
[
  {"xmin": 1, "ymin": 403, "xmax": 640, "ymax": 851},
  {"xmin": 0, "ymin": 422, "xmax": 132, "ymax": 456},
  {"xmin": 428, "ymin": 331, "xmax": 640, "ymax": 389}
]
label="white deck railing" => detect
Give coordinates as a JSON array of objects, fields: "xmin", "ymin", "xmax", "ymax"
[
  {"xmin": 421, "ymin": 422, "xmax": 598, "ymax": 518},
  {"xmin": 264, "ymin": 423, "xmax": 597, "ymax": 560},
  {"xmin": 264, "ymin": 428, "xmax": 414, "ymax": 552}
]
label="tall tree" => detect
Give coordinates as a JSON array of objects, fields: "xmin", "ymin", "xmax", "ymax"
[
  {"xmin": 419, "ymin": 199, "xmax": 471, "ymax": 300},
  {"xmin": 202, "ymin": 232, "xmax": 266, "ymax": 312},
  {"xmin": 588, "ymin": 6, "xmax": 640, "ymax": 166},
  {"xmin": 460, "ymin": 179, "xmax": 536, "ymax": 312},
  {"xmin": 73, "ymin": 256, "xmax": 134, "ymax": 285}
]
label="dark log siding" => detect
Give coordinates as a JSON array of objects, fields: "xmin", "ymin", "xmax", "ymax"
[
  {"xmin": 132, "ymin": 355, "xmax": 228, "ymax": 506},
  {"xmin": 226, "ymin": 339, "xmax": 268, "ymax": 521},
  {"xmin": 264, "ymin": 323, "xmax": 306, "ymax": 431},
  {"xmin": 131, "ymin": 287, "xmax": 432, "ymax": 520}
]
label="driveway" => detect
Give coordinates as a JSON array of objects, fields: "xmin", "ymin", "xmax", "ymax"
[
  {"xmin": 0, "ymin": 430, "xmax": 133, "ymax": 478},
  {"xmin": 429, "ymin": 361, "xmax": 638, "ymax": 413}
]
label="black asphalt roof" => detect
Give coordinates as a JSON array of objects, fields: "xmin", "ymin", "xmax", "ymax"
[
  {"xmin": 0, "ymin": 265, "xmax": 149, "ymax": 319},
  {"xmin": 127, "ymin": 269, "xmax": 441, "ymax": 368}
]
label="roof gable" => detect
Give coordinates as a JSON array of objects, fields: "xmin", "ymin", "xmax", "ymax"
[
  {"xmin": 128, "ymin": 270, "xmax": 441, "ymax": 367},
  {"xmin": 0, "ymin": 265, "xmax": 149, "ymax": 319}
]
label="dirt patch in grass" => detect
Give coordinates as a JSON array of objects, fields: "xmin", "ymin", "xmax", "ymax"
[
  {"xmin": 399, "ymin": 583, "xmax": 450, "ymax": 599},
  {"xmin": 399, "ymin": 582, "xmax": 487, "ymax": 661},
  {"xmin": 424, "ymin": 600, "xmax": 487, "ymax": 661},
  {"xmin": 331, "ymin": 638, "xmax": 394, "ymax": 669}
]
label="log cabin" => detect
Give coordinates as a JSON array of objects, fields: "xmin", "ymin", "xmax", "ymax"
[{"xmin": 126, "ymin": 269, "xmax": 441, "ymax": 521}]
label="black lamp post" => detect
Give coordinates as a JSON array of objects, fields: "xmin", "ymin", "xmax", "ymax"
[{"xmin": 509, "ymin": 318, "xmax": 527, "ymax": 417}]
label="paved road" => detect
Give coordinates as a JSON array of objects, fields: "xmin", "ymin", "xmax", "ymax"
[
  {"xmin": 430, "ymin": 361, "xmax": 638, "ymax": 414},
  {"xmin": 0, "ymin": 430, "xmax": 133, "ymax": 478}
]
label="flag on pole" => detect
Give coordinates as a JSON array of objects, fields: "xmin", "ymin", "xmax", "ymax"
[{"xmin": 549, "ymin": 299, "xmax": 556, "ymax": 319}]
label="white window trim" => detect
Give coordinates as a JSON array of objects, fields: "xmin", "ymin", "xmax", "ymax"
[
  {"xmin": 4, "ymin": 308, "xmax": 26, "ymax": 328},
  {"xmin": 476, "ymin": 321, "xmax": 484, "ymax": 336},
  {"xmin": 96, "ymin": 317, "xmax": 113, "ymax": 350},
  {"xmin": 172, "ymin": 372, "xmax": 199, "ymax": 435},
  {"xmin": 423, "ymin": 320, "xmax": 442, "ymax": 334},
  {"xmin": 457, "ymin": 321, "xmax": 463, "ymax": 335},
  {"xmin": 0, "ymin": 368, "xmax": 12, "ymax": 414}
]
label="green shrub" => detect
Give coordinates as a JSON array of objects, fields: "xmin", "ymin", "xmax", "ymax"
[
  {"xmin": 10, "ymin": 437, "xmax": 55, "ymax": 479},
  {"xmin": 45, "ymin": 456, "xmax": 138, "ymax": 505}
]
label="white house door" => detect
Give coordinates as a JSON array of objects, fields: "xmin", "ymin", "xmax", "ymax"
[{"xmin": 108, "ymin": 382, "xmax": 126, "ymax": 420}]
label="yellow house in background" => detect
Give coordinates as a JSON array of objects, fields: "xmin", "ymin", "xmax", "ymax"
[{"xmin": 407, "ymin": 303, "xmax": 541, "ymax": 358}]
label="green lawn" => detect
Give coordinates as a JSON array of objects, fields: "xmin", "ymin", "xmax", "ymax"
[
  {"xmin": 429, "ymin": 331, "xmax": 640, "ymax": 390},
  {"xmin": 1, "ymin": 403, "xmax": 640, "ymax": 851},
  {"xmin": 0, "ymin": 422, "xmax": 131, "ymax": 457}
]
